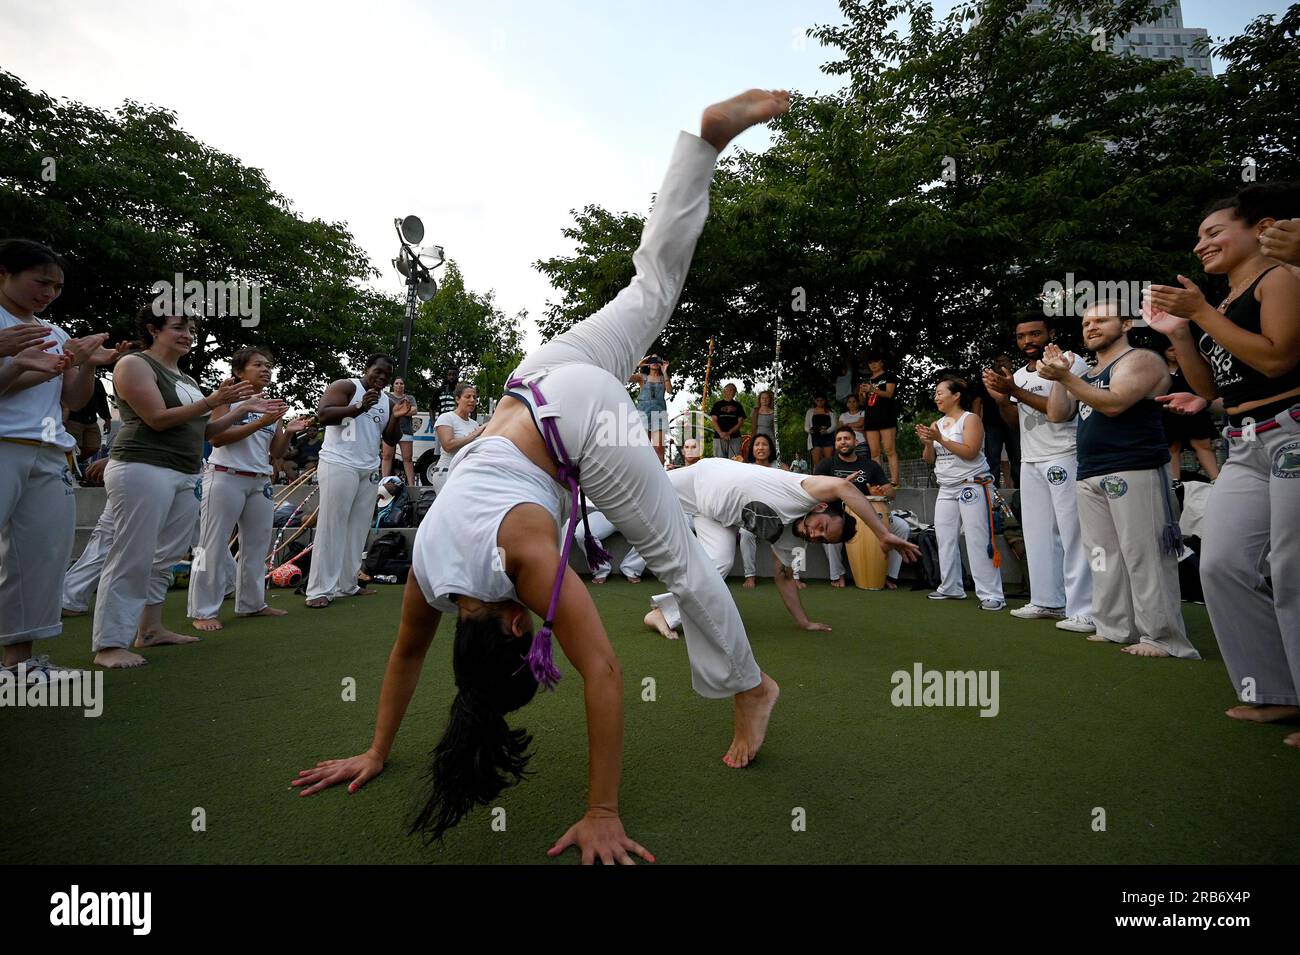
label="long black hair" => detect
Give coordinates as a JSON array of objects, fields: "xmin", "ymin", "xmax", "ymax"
[
  {"xmin": 0, "ymin": 238, "xmax": 67, "ymax": 275},
  {"xmin": 410, "ymin": 609, "xmax": 539, "ymax": 844}
]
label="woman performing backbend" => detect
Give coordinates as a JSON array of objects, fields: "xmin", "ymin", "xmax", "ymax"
[{"xmin": 293, "ymin": 90, "xmax": 791, "ymax": 863}]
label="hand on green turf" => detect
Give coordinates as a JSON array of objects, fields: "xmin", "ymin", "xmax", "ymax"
[
  {"xmin": 801, "ymin": 621, "xmax": 832, "ymax": 632},
  {"xmin": 291, "ymin": 748, "xmax": 384, "ymax": 796},
  {"xmin": 547, "ymin": 809, "xmax": 655, "ymax": 865}
]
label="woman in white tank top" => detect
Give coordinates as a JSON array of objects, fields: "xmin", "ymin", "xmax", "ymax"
[
  {"xmin": 189, "ymin": 347, "xmax": 306, "ymax": 631},
  {"xmin": 916, "ymin": 375, "xmax": 1005, "ymax": 609},
  {"xmin": 431, "ymin": 382, "xmax": 484, "ymax": 491}
]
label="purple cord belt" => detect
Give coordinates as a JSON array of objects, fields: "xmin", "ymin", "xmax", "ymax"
[{"xmin": 506, "ymin": 375, "xmax": 612, "ymax": 690}]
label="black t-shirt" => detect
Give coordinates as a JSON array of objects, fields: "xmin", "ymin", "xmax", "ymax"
[
  {"xmin": 814, "ymin": 454, "xmax": 888, "ymax": 493},
  {"xmin": 863, "ymin": 372, "xmax": 900, "ymax": 425},
  {"xmin": 292, "ymin": 433, "xmax": 323, "ymax": 465},
  {"xmin": 710, "ymin": 399, "xmax": 745, "ymax": 434}
]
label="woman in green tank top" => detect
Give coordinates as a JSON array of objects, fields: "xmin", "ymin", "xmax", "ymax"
[{"xmin": 92, "ymin": 309, "xmax": 270, "ymax": 669}]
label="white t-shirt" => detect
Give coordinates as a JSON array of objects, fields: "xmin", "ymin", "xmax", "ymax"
[
  {"xmin": 0, "ymin": 305, "xmax": 75, "ymax": 451},
  {"xmin": 932, "ymin": 411, "xmax": 990, "ymax": 485},
  {"xmin": 1012, "ymin": 353, "xmax": 1091, "ymax": 463},
  {"xmin": 671, "ymin": 458, "xmax": 819, "ymax": 566},
  {"xmin": 318, "ymin": 378, "xmax": 390, "ymax": 471},
  {"xmin": 412, "ymin": 436, "xmax": 568, "ymax": 613},
  {"xmin": 435, "ymin": 411, "xmax": 478, "ymax": 471},
  {"xmin": 209, "ymin": 399, "xmax": 277, "ymax": 475},
  {"xmin": 838, "ymin": 410, "xmax": 866, "ymax": 442}
]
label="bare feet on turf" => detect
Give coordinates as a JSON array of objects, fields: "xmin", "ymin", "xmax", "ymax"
[
  {"xmin": 643, "ymin": 608, "xmax": 678, "ymax": 640},
  {"xmin": 1225, "ymin": 704, "xmax": 1300, "ymax": 723},
  {"xmin": 1086, "ymin": 634, "xmax": 1109, "ymax": 642},
  {"xmin": 135, "ymin": 627, "xmax": 201, "ymax": 647},
  {"xmin": 626, "ymin": 576, "xmax": 641, "ymax": 584},
  {"xmin": 305, "ymin": 596, "xmax": 330, "ymax": 608},
  {"xmin": 191, "ymin": 618, "xmax": 223, "ymax": 632},
  {"xmin": 884, "ymin": 579, "xmax": 897, "ymax": 591},
  {"xmin": 742, "ymin": 577, "xmax": 756, "ymax": 589},
  {"xmin": 591, "ymin": 577, "xmax": 607, "ymax": 586},
  {"xmin": 725, "ymin": 673, "xmax": 779, "ymax": 768},
  {"xmin": 1286, "ymin": 732, "xmax": 1300, "ymax": 748},
  {"xmin": 1121, "ymin": 642, "xmax": 1168, "ymax": 657},
  {"xmin": 830, "ymin": 576, "xmax": 846, "ymax": 588},
  {"xmin": 356, "ymin": 587, "xmax": 378, "ymax": 596},
  {"xmin": 700, "ymin": 90, "xmax": 791, "ymax": 153},
  {"xmin": 94, "ymin": 648, "xmax": 147, "ymax": 668},
  {"xmin": 794, "ymin": 579, "xmax": 807, "ymax": 590},
  {"xmin": 237, "ymin": 606, "xmax": 288, "ymax": 618}
]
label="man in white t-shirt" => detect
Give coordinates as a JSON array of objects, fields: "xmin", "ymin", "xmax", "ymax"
[
  {"xmin": 645, "ymin": 458, "xmax": 919, "ymax": 636},
  {"xmin": 984, "ymin": 316, "xmax": 1095, "ymax": 633},
  {"xmin": 305, "ymin": 354, "xmax": 413, "ymax": 607}
]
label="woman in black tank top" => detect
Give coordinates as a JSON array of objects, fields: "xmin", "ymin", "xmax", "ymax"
[{"xmin": 1146, "ymin": 182, "xmax": 1300, "ymax": 745}]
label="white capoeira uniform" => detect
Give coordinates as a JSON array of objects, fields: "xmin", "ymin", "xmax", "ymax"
[
  {"xmin": 651, "ymin": 458, "xmax": 822, "ymax": 626},
  {"xmin": 1013, "ymin": 354, "xmax": 1094, "ymax": 617},
  {"xmin": 414, "ymin": 131, "xmax": 763, "ymax": 698},
  {"xmin": 187, "ymin": 401, "xmax": 278, "ymax": 618},
  {"xmin": 306, "ymin": 382, "xmax": 390, "ymax": 601},
  {"xmin": 572, "ymin": 510, "xmax": 646, "ymax": 581},
  {"xmin": 429, "ymin": 410, "xmax": 477, "ymax": 492},
  {"xmin": 931, "ymin": 412, "xmax": 1005, "ymax": 603},
  {"xmin": 0, "ymin": 307, "xmax": 76, "ymax": 648}
]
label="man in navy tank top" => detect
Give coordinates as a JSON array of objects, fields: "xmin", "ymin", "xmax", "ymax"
[{"xmin": 1038, "ymin": 302, "xmax": 1200, "ymax": 659}]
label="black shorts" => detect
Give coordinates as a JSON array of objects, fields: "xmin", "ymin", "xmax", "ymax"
[
  {"xmin": 1163, "ymin": 412, "xmax": 1216, "ymax": 443},
  {"xmin": 811, "ymin": 432, "xmax": 834, "ymax": 448},
  {"xmin": 862, "ymin": 415, "xmax": 897, "ymax": 432}
]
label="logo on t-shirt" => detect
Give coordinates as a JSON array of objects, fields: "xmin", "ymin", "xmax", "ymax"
[
  {"xmin": 1079, "ymin": 404, "xmax": 1093, "ymax": 421},
  {"xmin": 1101, "ymin": 475, "xmax": 1128, "ymax": 499},
  {"xmin": 1047, "ymin": 465, "xmax": 1068, "ymax": 485}
]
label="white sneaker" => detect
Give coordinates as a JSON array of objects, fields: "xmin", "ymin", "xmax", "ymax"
[
  {"xmin": 3, "ymin": 655, "xmax": 85, "ymax": 685},
  {"xmin": 927, "ymin": 591, "xmax": 967, "ymax": 600},
  {"xmin": 1056, "ymin": 615, "xmax": 1097, "ymax": 633},
  {"xmin": 980, "ymin": 599, "xmax": 1007, "ymax": 611},
  {"xmin": 1010, "ymin": 604, "xmax": 1066, "ymax": 620}
]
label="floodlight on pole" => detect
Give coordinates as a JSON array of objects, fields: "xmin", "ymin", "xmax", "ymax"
[{"xmin": 393, "ymin": 215, "xmax": 447, "ymax": 382}]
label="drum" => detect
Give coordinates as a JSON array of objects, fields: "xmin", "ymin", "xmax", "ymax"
[{"xmin": 843, "ymin": 496, "xmax": 890, "ymax": 590}]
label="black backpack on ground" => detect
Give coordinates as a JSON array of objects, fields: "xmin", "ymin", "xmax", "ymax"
[
  {"xmin": 413, "ymin": 494, "xmax": 435, "ymax": 526},
  {"xmin": 913, "ymin": 528, "xmax": 943, "ymax": 590},
  {"xmin": 363, "ymin": 531, "xmax": 408, "ymax": 576},
  {"xmin": 377, "ymin": 487, "xmax": 413, "ymax": 528}
]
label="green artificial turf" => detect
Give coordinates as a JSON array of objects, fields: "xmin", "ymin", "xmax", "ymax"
[{"xmin": 5, "ymin": 581, "xmax": 1298, "ymax": 865}]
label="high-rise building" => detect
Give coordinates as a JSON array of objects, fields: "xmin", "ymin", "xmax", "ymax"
[{"xmin": 1021, "ymin": 0, "xmax": 1213, "ymax": 76}]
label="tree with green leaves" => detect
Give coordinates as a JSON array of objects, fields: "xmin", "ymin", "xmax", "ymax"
[{"xmin": 535, "ymin": 0, "xmax": 1299, "ymax": 431}]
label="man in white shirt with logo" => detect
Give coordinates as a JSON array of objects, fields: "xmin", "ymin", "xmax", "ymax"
[
  {"xmin": 984, "ymin": 315, "xmax": 1095, "ymax": 633},
  {"xmin": 305, "ymin": 354, "xmax": 413, "ymax": 608}
]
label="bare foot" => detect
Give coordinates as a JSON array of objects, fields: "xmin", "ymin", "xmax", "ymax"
[
  {"xmin": 700, "ymin": 89, "xmax": 791, "ymax": 152},
  {"xmin": 305, "ymin": 596, "xmax": 330, "ymax": 609},
  {"xmin": 625, "ymin": 576, "xmax": 641, "ymax": 584},
  {"xmin": 356, "ymin": 587, "xmax": 378, "ymax": 597},
  {"xmin": 884, "ymin": 579, "xmax": 898, "ymax": 591},
  {"xmin": 61, "ymin": 608, "xmax": 88, "ymax": 618},
  {"xmin": 590, "ymin": 577, "xmax": 607, "ymax": 586},
  {"xmin": 830, "ymin": 576, "xmax": 846, "ymax": 589},
  {"xmin": 1086, "ymin": 634, "xmax": 1110, "ymax": 642},
  {"xmin": 237, "ymin": 606, "xmax": 288, "ymax": 618},
  {"xmin": 1121, "ymin": 642, "xmax": 1169, "ymax": 657},
  {"xmin": 191, "ymin": 617, "xmax": 223, "ymax": 632},
  {"xmin": 742, "ymin": 577, "xmax": 757, "ymax": 589},
  {"xmin": 1225, "ymin": 704, "xmax": 1300, "ymax": 723},
  {"xmin": 724, "ymin": 673, "xmax": 780, "ymax": 768},
  {"xmin": 1285, "ymin": 732, "xmax": 1300, "ymax": 748},
  {"xmin": 94, "ymin": 648, "xmax": 148, "ymax": 668},
  {"xmin": 135, "ymin": 628, "xmax": 201, "ymax": 647},
  {"xmin": 794, "ymin": 580, "xmax": 807, "ymax": 590},
  {"xmin": 643, "ymin": 608, "xmax": 678, "ymax": 640}
]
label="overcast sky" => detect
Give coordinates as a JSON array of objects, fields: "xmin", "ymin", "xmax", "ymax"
[{"xmin": 1, "ymin": 0, "xmax": 1287, "ymax": 368}]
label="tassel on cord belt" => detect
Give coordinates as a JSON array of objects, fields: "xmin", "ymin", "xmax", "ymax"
[{"xmin": 505, "ymin": 376, "xmax": 611, "ymax": 690}]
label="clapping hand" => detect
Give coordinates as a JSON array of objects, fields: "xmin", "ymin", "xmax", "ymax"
[
  {"xmin": 1260, "ymin": 218, "xmax": 1300, "ymax": 267},
  {"xmin": 12, "ymin": 344, "xmax": 71, "ymax": 377},
  {"xmin": 285, "ymin": 417, "xmax": 310, "ymax": 435},
  {"xmin": 914, "ymin": 422, "xmax": 938, "ymax": 442},
  {"xmin": 391, "ymin": 396, "xmax": 415, "ymax": 418},
  {"xmin": 1146, "ymin": 276, "xmax": 1211, "ymax": 321},
  {"xmin": 0, "ymin": 323, "xmax": 54, "ymax": 358},
  {"xmin": 1156, "ymin": 392, "xmax": 1209, "ymax": 416},
  {"xmin": 983, "ymin": 367, "xmax": 1015, "ymax": 398},
  {"xmin": 1036, "ymin": 344, "xmax": 1071, "ymax": 381},
  {"xmin": 359, "ymin": 388, "xmax": 381, "ymax": 411},
  {"xmin": 211, "ymin": 377, "xmax": 256, "ymax": 406}
]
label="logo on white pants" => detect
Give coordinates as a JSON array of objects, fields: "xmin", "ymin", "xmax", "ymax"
[
  {"xmin": 1273, "ymin": 441, "xmax": 1300, "ymax": 478},
  {"xmin": 193, "ymin": 479, "xmax": 203, "ymax": 501},
  {"xmin": 959, "ymin": 487, "xmax": 976, "ymax": 503},
  {"xmin": 1047, "ymin": 465, "xmax": 1068, "ymax": 485},
  {"xmin": 1101, "ymin": 475, "xmax": 1128, "ymax": 499}
]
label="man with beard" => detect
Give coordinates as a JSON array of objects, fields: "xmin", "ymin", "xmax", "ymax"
[
  {"xmin": 1038, "ymin": 303, "xmax": 1199, "ymax": 659},
  {"xmin": 983, "ymin": 316, "xmax": 1095, "ymax": 633}
]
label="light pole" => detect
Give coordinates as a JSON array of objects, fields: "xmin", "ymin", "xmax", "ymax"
[{"xmin": 392, "ymin": 215, "xmax": 445, "ymax": 383}]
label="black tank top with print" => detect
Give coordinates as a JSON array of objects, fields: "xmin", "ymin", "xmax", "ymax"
[{"xmin": 1200, "ymin": 266, "xmax": 1300, "ymax": 411}]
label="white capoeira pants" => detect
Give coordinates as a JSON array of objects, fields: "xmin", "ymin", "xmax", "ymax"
[
  {"xmin": 1075, "ymin": 468, "xmax": 1199, "ymax": 659},
  {"xmin": 1019, "ymin": 455, "xmax": 1093, "ymax": 617},
  {"xmin": 1201, "ymin": 410, "xmax": 1300, "ymax": 703},
  {"xmin": 824, "ymin": 513, "xmax": 912, "ymax": 581},
  {"xmin": 93, "ymin": 460, "xmax": 201, "ymax": 651},
  {"xmin": 934, "ymin": 481, "xmax": 1005, "ymax": 603},
  {"xmin": 187, "ymin": 469, "xmax": 274, "ymax": 619},
  {"xmin": 649, "ymin": 513, "xmax": 743, "ymax": 629},
  {"xmin": 573, "ymin": 510, "xmax": 646, "ymax": 581},
  {"xmin": 63, "ymin": 501, "xmax": 114, "ymax": 613},
  {"xmin": 305, "ymin": 459, "xmax": 377, "ymax": 601},
  {"xmin": 0, "ymin": 442, "xmax": 75, "ymax": 645},
  {"xmin": 510, "ymin": 132, "xmax": 760, "ymax": 699}
]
